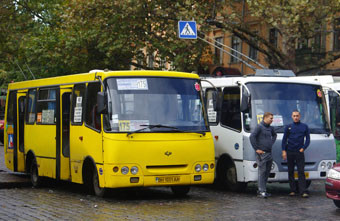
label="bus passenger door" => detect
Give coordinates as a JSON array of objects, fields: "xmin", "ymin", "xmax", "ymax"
[
  {"xmin": 4, "ymin": 91, "xmax": 26, "ymax": 172},
  {"xmin": 59, "ymin": 88, "xmax": 72, "ymax": 180}
]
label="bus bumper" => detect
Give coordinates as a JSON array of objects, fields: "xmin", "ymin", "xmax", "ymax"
[
  {"xmin": 103, "ymin": 172, "xmax": 215, "ymax": 188},
  {"xmin": 242, "ymin": 160, "xmax": 331, "ymax": 182}
]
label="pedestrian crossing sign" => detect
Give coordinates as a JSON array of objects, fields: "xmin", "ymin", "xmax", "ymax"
[{"xmin": 178, "ymin": 21, "xmax": 197, "ymax": 39}]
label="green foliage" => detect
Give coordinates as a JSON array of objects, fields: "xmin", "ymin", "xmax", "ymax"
[{"xmin": 1, "ymin": 0, "xmax": 339, "ymax": 85}]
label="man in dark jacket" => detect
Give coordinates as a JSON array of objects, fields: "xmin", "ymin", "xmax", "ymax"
[
  {"xmin": 282, "ymin": 110, "xmax": 310, "ymax": 198},
  {"xmin": 250, "ymin": 112, "xmax": 277, "ymax": 198}
]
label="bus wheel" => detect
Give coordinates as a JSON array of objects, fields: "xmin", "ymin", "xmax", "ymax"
[
  {"xmin": 92, "ymin": 167, "xmax": 106, "ymax": 197},
  {"xmin": 171, "ymin": 186, "xmax": 190, "ymax": 196},
  {"xmin": 30, "ymin": 159, "xmax": 41, "ymax": 187},
  {"xmin": 219, "ymin": 159, "xmax": 247, "ymax": 192}
]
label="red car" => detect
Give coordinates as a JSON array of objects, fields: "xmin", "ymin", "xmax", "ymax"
[{"xmin": 325, "ymin": 163, "xmax": 340, "ymax": 208}]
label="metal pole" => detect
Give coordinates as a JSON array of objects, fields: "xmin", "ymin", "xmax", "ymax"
[{"xmin": 25, "ymin": 62, "xmax": 36, "ymax": 79}]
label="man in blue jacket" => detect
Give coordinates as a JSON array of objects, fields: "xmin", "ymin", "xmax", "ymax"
[
  {"xmin": 250, "ymin": 112, "xmax": 277, "ymax": 198},
  {"xmin": 282, "ymin": 110, "xmax": 310, "ymax": 198}
]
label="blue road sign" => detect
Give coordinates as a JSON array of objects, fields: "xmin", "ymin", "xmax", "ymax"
[{"xmin": 178, "ymin": 21, "xmax": 197, "ymax": 39}]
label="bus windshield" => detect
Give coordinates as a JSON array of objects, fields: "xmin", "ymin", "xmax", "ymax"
[
  {"xmin": 243, "ymin": 82, "xmax": 330, "ymax": 134},
  {"xmin": 103, "ymin": 77, "xmax": 208, "ymax": 133}
]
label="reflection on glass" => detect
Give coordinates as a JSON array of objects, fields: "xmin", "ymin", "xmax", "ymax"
[
  {"xmin": 244, "ymin": 83, "xmax": 330, "ymax": 134},
  {"xmin": 103, "ymin": 77, "xmax": 208, "ymax": 133}
]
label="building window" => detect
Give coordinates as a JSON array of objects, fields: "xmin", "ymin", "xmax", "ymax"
[
  {"xmin": 334, "ymin": 18, "xmax": 340, "ymax": 51},
  {"xmin": 249, "ymin": 32, "xmax": 258, "ymax": 60},
  {"xmin": 230, "ymin": 36, "xmax": 241, "ymax": 63},
  {"xmin": 215, "ymin": 37, "xmax": 223, "ymax": 64},
  {"xmin": 269, "ymin": 28, "xmax": 278, "ymax": 48}
]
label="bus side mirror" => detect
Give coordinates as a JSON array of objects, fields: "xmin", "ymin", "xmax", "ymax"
[
  {"xmin": 212, "ymin": 91, "xmax": 220, "ymax": 111},
  {"xmin": 97, "ymin": 92, "xmax": 108, "ymax": 114}
]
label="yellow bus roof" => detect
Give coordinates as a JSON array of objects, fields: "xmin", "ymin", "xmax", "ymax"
[{"xmin": 8, "ymin": 70, "xmax": 199, "ymax": 90}]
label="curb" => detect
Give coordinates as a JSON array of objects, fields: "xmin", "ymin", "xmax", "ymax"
[{"xmin": 0, "ymin": 172, "xmax": 31, "ymax": 189}]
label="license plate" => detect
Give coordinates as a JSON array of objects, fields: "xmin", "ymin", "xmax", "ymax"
[
  {"xmin": 294, "ymin": 172, "xmax": 309, "ymax": 179},
  {"xmin": 155, "ymin": 176, "xmax": 180, "ymax": 183}
]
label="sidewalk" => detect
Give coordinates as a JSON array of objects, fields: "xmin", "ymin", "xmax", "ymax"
[{"xmin": 0, "ymin": 144, "xmax": 31, "ymax": 188}]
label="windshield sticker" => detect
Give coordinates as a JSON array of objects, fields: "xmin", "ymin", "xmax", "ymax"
[
  {"xmin": 111, "ymin": 114, "xmax": 119, "ymax": 124},
  {"xmin": 76, "ymin": 97, "xmax": 82, "ymax": 107},
  {"xmin": 194, "ymin": 82, "xmax": 200, "ymax": 91},
  {"xmin": 208, "ymin": 108, "xmax": 217, "ymax": 122},
  {"xmin": 257, "ymin": 115, "xmax": 263, "ymax": 124},
  {"xmin": 118, "ymin": 120, "xmax": 149, "ymax": 132},
  {"xmin": 37, "ymin": 112, "xmax": 42, "ymax": 123},
  {"xmin": 74, "ymin": 107, "xmax": 82, "ymax": 123},
  {"xmin": 42, "ymin": 109, "xmax": 55, "ymax": 124},
  {"xmin": 272, "ymin": 115, "xmax": 284, "ymax": 126},
  {"xmin": 117, "ymin": 79, "xmax": 148, "ymax": 90},
  {"xmin": 317, "ymin": 89, "xmax": 322, "ymax": 98}
]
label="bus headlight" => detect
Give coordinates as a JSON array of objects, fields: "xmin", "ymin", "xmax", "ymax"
[
  {"xmin": 203, "ymin": 164, "xmax": 209, "ymax": 171},
  {"xmin": 327, "ymin": 169, "xmax": 340, "ymax": 180},
  {"xmin": 327, "ymin": 162, "xmax": 332, "ymax": 170},
  {"xmin": 321, "ymin": 162, "xmax": 326, "ymax": 170},
  {"xmin": 195, "ymin": 164, "xmax": 201, "ymax": 172},
  {"xmin": 271, "ymin": 163, "xmax": 275, "ymax": 171},
  {"xmin": 121, "ymin": 166, "xmax": 129, "ymax": 175},
  {"xmin": 131, "ymin": 166, "xmax": 138, "ymax": 175}
]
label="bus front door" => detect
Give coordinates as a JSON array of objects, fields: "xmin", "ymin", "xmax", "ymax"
[
  {"xmin": 59, "ymin": 88, "xmax": 72, "ymax": 180},
  {"xmin": 5, "ymin": 91, "xmax": 26, "ymax": 172}
]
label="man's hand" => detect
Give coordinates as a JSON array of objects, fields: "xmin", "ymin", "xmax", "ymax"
[
  {"xmin": 299, "ymin": 148, "xmax": 304, "ymax": 153},
  {"xmin": 256, "ymin": 149, "xmax": 264, "ymax": 154},
  {"xmin": 282, "ymin": 150, "xmax": 287, "ymax": 160}
]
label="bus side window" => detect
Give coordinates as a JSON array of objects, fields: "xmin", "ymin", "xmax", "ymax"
[
  {"xmin": 6, "ymin": 91, "xmax": 16, "ymax": 125},
  {"xmin": 221, "ymin": 87, "xmax": 241, "ymax": 131},
  {"xmin": 26, "ymin": 89, "xmax": 37, "ymax": 124},
  {"xmin": 205, "ymin": 88, "xmax": 221, "ymax": 125},
  {"xmin": 36, "ymin": 88, "xmax": 57, "ymax": 124},
  {"xmin": 85, "ymin": 82, "xmax": 101, "ymax": 131},
  {"xmin": 71, "ymin": 84, "xmax": 86, "ymax": 125}
]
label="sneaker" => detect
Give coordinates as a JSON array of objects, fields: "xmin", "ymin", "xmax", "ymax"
[
  {"xmin": 265, "ymin": 192, "xmax": 271, "ymax": 197},
  {"xmin": 288, "ymin": 192, "xmax": 296, "ymax": 196},
  {"xmin": 257, "ymin": 192, "xmax": 267, "ymax": 198},
  {"xmin": 302, "ymin": 193, "xmax": 309, "ymax": 198}
]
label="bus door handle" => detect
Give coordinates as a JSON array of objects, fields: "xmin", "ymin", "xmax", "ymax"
[{"xmin": 79, "ymin": 136, "xmax": 83, "ymax": 141}]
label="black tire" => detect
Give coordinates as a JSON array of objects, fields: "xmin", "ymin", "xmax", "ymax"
[
  {"xmin": 218, "ymin": 158, "xmax": 247, "ymax": 192},
  {"xmin": 30, "ymin": 159, "xmax": 41, "ymax": 187},
  {"xmin": 333, "ymin": 200, "xmax": 340, "ymax": 208},
  {"xmin": 306, "ymin": 180, "xmax": 311, "ymax": 189},
  {"xmin": 171, "ymin": 186, "xmax": 190, "ymax": 196},
  {"xmin": 92, "ymin": 167, "xmax": 106, "ymax": 197}
]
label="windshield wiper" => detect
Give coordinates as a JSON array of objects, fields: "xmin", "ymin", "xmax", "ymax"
[
  {"xmin": 126, "ymin": 124, "xmax": 206, "ymax": 136},
  {"xmin": 126, "ymin": 124, "xmax": 182, "ymax": 136}
]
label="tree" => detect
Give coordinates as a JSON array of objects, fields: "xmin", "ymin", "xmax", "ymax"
[
  {"xmin": 61, "ymin": 0, "xmax": 215, "ymax": 72},
  {"xmin": 208, "ymin": 0, "xmax": 340, "ymax": 74}
]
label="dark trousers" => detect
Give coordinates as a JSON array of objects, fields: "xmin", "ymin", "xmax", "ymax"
[
  {"xmin": 256, "ymin": 152, "xmax": 272, "ymax": 192},
  {"xmin": 287, "ymin": 151, "xmax": 306, "ymax": 194}
]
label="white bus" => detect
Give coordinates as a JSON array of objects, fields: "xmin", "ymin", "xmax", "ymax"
[{"xmin": 202, "ymin": 70, "xmax": 337, "ymax": 191}]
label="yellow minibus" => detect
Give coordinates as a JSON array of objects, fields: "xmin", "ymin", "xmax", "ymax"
[{"xmin": 4, "ymin": 70, "xmax": 215, "ymax": 196}]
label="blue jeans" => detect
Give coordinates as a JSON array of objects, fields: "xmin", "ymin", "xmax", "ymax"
[{"xmin": 256, "ymin": 152, "xmax": 272, "ymax": 192}]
